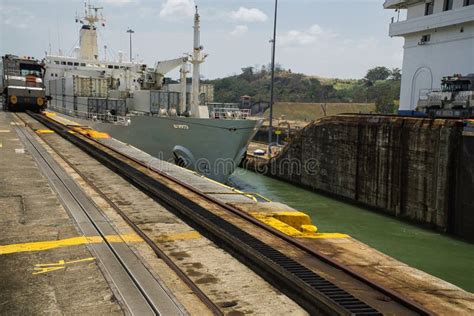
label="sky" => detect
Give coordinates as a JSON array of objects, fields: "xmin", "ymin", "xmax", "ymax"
[{"xmin": 0, "ymin": 0, "xmax": 405, "ymax": 80}]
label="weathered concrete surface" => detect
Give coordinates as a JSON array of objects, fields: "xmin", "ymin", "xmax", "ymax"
[
  {"xmin": 454, "ymin": 131, "xmax": 474, "ymax": 241},
  {"xmin": 0, "ymin": 112, "xmax": 122, "ymax": 315},
  {"xmin": 246, "ymin": 115, "xmax": 465, "ymax": 233},
  {"xmin": 26, "ymin": 113, "xmax": 307, "ymax": 316},
  {"xmin": 231, "ymin": 201, "xmax": 474, "ymax": 315}
]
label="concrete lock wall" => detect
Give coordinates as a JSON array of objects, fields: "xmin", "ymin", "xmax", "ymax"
[
  {"xmin": 454, "ymin": 135, "xmax": 474, "ymax": 241},
  {"xmin": 264, "ymin": 115, "xmax": 465, "ymax": 233}
]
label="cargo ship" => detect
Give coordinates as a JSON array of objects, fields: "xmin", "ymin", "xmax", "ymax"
[{"xmin": 43, "ymin": 3, "xmax": 261, "ymax": 183}]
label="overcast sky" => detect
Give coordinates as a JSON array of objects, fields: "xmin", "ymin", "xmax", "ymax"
[{"xmin": 0, "ymin": 0, "xmax": 404, "ymax": 79}]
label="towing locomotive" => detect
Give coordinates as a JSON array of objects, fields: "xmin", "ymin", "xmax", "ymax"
[
  {"xmin": 416, "ymin": 74, "xmax": 474, "ymax": 118},
  {"xmin": 0, "ymin": 54, "xmax": 47, "ymax": 112}
]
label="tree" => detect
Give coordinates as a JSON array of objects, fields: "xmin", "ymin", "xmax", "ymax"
[
  {"xmin": 365, "ymin": 66, "xmax": 391, "ymax": 82},
  {"xmin": 389, "ymin": 68, "xmax": 402, "ymax": 81},
  {"xmin": 240, "ymin": 67, "xmax": 254, "ymax": 81}
]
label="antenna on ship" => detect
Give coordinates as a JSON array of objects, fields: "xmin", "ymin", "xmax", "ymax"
[
  {"xmin": 75, "ymin": 1, "xmax": 105, "ymax": 60},
  {"xmin": 189, "ymin": 5, "xmax": 208, "ymax": 117}
]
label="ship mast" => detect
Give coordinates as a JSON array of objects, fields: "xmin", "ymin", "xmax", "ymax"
[
  {"xmin": 189, "ymin": 6, "xmax": 207, "ymax": 117},
  {"xmin": 76, "ymin": 1, "xmax": 105, "ymax": 60}
]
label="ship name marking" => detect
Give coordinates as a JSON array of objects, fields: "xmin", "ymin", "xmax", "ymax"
[{"xmin": 173, "ymin": 124, "xmax": 189, "ymax": 130}]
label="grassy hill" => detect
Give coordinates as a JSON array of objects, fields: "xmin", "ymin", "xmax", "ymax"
[
  {"xmin": 204, "ymin": 66, "xmax": 400, "ymax": 114},
  {"xmin": 266, "ymin": 102, "xmax": 376, "ymax": 122}
]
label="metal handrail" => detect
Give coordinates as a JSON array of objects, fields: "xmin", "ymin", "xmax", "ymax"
[
  {"xmin": 210, "ymin": 107, "xmax": 251, "ymax": 120},
  {"xmin": 48, "ymin": 104, "xmax": 131, "ymax": 126}
]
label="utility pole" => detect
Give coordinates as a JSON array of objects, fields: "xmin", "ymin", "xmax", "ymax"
[
  {"xmin": 126, "ymin": 28, "xmax": 134, "ymax": 62},
  {"xmin": 268, "ymin": 0, "xmax": 278, "ymax": 146}
]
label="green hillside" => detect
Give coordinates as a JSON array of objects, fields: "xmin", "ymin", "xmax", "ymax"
[{"xmin": 204, "ymin": 66, "xmax": 401, "ymax": 114}]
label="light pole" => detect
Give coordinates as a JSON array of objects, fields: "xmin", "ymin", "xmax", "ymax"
[
  {"xmin": 126, "ymin": 28, "xmax": 134, "ymax": 62},
  {"xmin": 268, "ymin": 0, "xmax": 278, "ymax": 146}
]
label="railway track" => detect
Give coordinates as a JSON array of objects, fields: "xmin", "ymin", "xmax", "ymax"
[
  {"xmin": 22, "ymin": 111, "xmax": 432, "ymax": 315},
  {"xmin": 13, "ymin": 113, "xmax": 221, "ymax": 316}
]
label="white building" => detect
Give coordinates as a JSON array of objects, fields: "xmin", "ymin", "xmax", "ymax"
[{"xmin": 384, "ymin": 0, "xmax": 474, "ymax": 110}]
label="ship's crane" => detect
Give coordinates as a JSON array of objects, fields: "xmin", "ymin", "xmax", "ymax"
[{"xmin": 141, "ymin": 56, "xmax": 189, "ymax": 91}]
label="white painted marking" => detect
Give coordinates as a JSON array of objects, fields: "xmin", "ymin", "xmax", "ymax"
[
  {"xmin": 15, "ymin": 148, "xmax": 25, "ymax": 154},
  {"xmin": 0, "ymin": 129, "xmax": 11, "ymax": 133},
  {"xmin": 173, "ymin": 124, "xmax": 189, "ymax": 130}
]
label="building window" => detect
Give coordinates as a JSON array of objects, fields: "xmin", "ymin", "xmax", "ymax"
[
  {"xmin": 420, "ymin": 34, "xmax": 431, "ymax": 44},
  {"xmin": 425, "ymin": 0, "xmax": 435, "ymax": 15},
  {"xmin": 464, "ymin": 0, "xmax": 474, "ymax": 6},
  {"xmin": 444, "ymin": 0, "xmax": 453, "ymax": 11}
]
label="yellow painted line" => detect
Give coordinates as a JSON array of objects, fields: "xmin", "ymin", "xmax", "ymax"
[
  {"xmin": 304, "ymin": 233, "xmax": 350, "ymax": 239},
  {"xmin": 0, "ymin": 233, "xmax": 143, "ymax": 255},
  {"xmin": 33, "ymin": 266, "xmax": 64, "ymax": 275},
  {"xmin": 0, "ymin": 143, "xmax": 2, "ymax": 148},
  {"xmin": 33, "ymin": 257, "xmax": 95, "ymax": 275},
  {"xmin": 250, "ymin": 212, "xmax": 349, "ymax": 239},
  {"xmin": 154, "ymin": 231, "xmax": 201, "ymax": 242},
  {"xmin": 45, "ymin": 112, "xmax": 80, "ymax": 126},
  {"xmin": 106, "ymin": 234, "xmax": 143, "ymax": 243},
  {"xmin": 35, "ymin": 129, "xmax": 55, "ymax": 134}
]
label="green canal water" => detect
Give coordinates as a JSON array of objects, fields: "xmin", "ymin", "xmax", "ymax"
[{"xmin": 229, "ymin": 168, "xmax": 474, "ymax": 293}]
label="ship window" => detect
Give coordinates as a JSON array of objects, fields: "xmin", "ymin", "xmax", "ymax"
[
  {"xmin": 464, "ymin": 0, "xmax": 474, "ymax": 5},
  {"xmin": 114, "ymin": 65, "xmax": 119, "ymax": 69},
  {"xmin": 73, "ymin": 62, "xmax": 79, "ymax": 66},
  {"xmin": 444, "ymin": 0, "xmax": 453, "ymax": 10},
  {"xmin": 67, "ymin": 62, "xmax": 73, "ymax": 66},
  {"xmin": 54, "ymin": 61, "xmax": 60, "ymax": 65},
  {"xmin": 421, "ymin": 34, "xmax": 431, "ymax": 43},
  {"xmin": 108, "ymin": 65, "xmax": 113, "ymax": 69},
  {"xmin": 425, "ymin": 1, "xmax": 434, "ymax": 15},
  {"xmin": 80, "ymin": 63, "xmax": 86, "ymax": 67},
  {"xmin": 61, "ymin": 61, "xmax": 66, "ymax": 65}
]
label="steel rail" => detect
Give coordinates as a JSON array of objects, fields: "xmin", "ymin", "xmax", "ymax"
[{"xmin": 29, "ymin": 111, "xmax": 431, "ymax": 315}]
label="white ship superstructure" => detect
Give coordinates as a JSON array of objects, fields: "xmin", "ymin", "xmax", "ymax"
[
  {"xmin": 43, "ymin": 3, "xmax": 261, "ymax": 183},
  {"xmin": 384, "ymin": 0, "xmax": 474, "ymax": 110}
]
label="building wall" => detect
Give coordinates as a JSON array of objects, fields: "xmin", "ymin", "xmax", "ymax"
[
  {"xmin": 399, "ymin": 22, "xmax": 474, "ymax": 109},
  {"xmin": 389, "ymin": 0, "xmax": 474, "ymax": 110},
  {"xmin": 406, "ymin": 0, "xmax": 467, "ymax": 19}
]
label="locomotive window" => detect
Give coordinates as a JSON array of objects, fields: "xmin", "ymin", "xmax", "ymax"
[{"xmin": 19, "ymin": 63, "xmax": 42, "ymax": 77}]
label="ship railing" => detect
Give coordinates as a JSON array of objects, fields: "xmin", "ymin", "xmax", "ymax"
[
  {"xmin": 48, "ymin": 105, "xmax": 131, "ymax": 126},
  {"xmin": 210, "ymin": 107, "xmax": 251, "ymax": 120}
]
